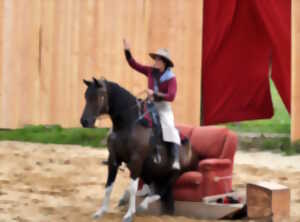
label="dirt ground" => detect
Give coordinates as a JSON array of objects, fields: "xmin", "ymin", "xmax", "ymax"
[{"xmin": 0, "ymin": 141, "xmax": 299, "ymax": 222}]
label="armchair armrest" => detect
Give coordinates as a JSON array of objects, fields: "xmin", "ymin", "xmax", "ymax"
[{"xmin": 198, "ymin": 158, "xmax": 232, "ymax": 171}]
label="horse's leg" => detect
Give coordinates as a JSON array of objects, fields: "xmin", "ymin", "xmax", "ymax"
[
  {"xmin": 136, "ymin": 182, "xmax": 159, "ymax": 212},
  {"xmin": 122, "ymin": 155, "xmax": 142, "ymax": 222},
  {"xmin": 118, "ymin": 189, "xmax": 130, "ymax": 207},
  {"xmin": 137, "ymin": 194, "xmax": 161, "ymax": 212},
  {"xmin": 160, "ymin": 172, "xmax": 181, "ymax": 215},
  {"xmin": 118, "ymin": 179, "xmax": 152, "ymax": 207},
  {"xmin": 160, "ymin": 183, "xmax": 175, "ymax": 215},
  {"xmin": 136, "ymin": 182, "xmax": 152, "ymax": 197},
  {"xmin": 136, "ymin": 181, "xmax": 175, "ymax": 214},
  {"xmin": 93, "ymin": 155, "xmax": 119, "ymax": 219},
  {"xmin": 123, "ymin": 178, "xmax": 139, "ymax": 222}
]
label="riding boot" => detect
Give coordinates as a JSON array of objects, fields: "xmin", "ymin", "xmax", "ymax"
[{"xmin": 170, "ymin": 143, "xmax": 180, "ymax": 170}]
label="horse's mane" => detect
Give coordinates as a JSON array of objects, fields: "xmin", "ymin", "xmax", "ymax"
[
  {"xmin": 106, "ymin": 81, "xmax": 137, "ymax": 108},
  {"xmin": 106, "ymin": 81, "xmax": 139, "ymax": 130}
]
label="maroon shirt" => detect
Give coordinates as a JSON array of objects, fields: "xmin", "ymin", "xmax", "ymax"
[{"xmin": 125, "ymin": 51, "xmax": 177, "ymax": 102}]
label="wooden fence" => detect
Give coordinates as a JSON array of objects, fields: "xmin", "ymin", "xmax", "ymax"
[{"xmin": 0, "ymin": 0, "xmax": 204, "ymax": 128}]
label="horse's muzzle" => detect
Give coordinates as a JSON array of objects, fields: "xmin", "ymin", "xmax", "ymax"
[
  {"xmin": 80, "ymin": 118, "xmax": 89, "ymax": 128},
  {"xmin": 80, "ymin": 116, "xmax": 96, "ymax": 128}
]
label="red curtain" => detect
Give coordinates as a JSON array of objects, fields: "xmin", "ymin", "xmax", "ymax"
[{"xmin": 201, "ymin": 0, "xmax": 291, "ymax": 125}]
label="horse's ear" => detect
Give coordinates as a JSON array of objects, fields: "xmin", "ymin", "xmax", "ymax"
[
  {"xmin": 93, "ymin": 77, "xmax": 103, "ymax": 88},
  {"xmin": 83, "ymin": 79, "xmax": 92, "ymax": 86}
]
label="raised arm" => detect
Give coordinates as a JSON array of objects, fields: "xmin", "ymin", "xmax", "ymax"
[{"xmin": 123, "ymin": 39, "xmax": 152, "ymax": 76}]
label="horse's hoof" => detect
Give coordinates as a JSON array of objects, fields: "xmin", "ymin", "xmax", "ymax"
[
  {"xmin": 136, "ymin": 205, "xmax": 146, "ymax": 213},
  {"xmin": 123, "ymin": 215, "xmax": 133, "ymax": 222},
  {"xmin": 92, "ymin": 213, "xmax": 100, "ymax": 220},
  {"xmin": 92, "ymin": 209, "xmax": 106, "ymax": 220}
]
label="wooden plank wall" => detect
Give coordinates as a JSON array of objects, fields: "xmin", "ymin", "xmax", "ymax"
[
  {"xmin": 292, "ymin": 0, "xmax": 300, "ymax": 142},
  {"xmin": 0, "ymin": 0, "xmax": 203, "ymax": 128}
]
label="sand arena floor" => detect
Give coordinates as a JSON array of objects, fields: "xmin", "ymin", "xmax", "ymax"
[{"xmin": 0, "ymin": 141, "xmax": 299, "ymax": 222}]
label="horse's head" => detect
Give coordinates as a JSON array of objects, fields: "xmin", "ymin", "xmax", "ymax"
[{"xmin": 80, "ymin": 77, "xmax": 109, "ymax": 128}]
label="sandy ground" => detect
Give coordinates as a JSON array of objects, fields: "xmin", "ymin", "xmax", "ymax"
[{"xmin": 0, "ymin": 141, "xmax": 299, "ymax": 222}]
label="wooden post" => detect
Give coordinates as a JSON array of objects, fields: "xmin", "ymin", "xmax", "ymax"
[{"xmin": 291, "ymin": 0, "xmax": 300, "ymax": 142}]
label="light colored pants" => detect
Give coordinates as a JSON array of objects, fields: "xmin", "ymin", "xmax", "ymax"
[{"xmin": 154, "ymin": 101, "xmax": 181, "ymax": 145}]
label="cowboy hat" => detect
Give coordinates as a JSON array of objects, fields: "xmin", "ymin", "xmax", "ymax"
[{"xmin": 149, "ymin": 48, "xmax": 174, "ymax": 67}]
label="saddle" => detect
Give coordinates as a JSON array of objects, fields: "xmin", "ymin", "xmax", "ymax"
[
  {"xmin": 137, "ymin": 100, "xmax": 189, "ymax": 145},
  {"xmin": 137, "ymin": 100, "xmax": 189, "ymax": 164}
]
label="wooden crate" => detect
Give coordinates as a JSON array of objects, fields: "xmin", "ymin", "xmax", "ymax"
[{"xmin": 247, "ymin": 181, "xmax": 290, "ymax": 221}]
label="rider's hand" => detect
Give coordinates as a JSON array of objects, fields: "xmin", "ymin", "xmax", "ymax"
[
  {"xmin": 147, "ymin": 89, "xmax": 154, "ymax": 96},
  {"xmin": 147, "ymin": 89, "xmax": 154, "ymax": 100},
  {"xmin": 123, "ymin": 38, "xmax": 130, "ymax": 50}
]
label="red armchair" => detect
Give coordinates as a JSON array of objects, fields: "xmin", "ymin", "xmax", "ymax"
[{"xmin": 173, "ymin": 125, "xmax": 237, "ymax": 202}]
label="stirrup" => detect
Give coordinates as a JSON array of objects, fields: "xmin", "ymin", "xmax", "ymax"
[
  {"xmin": 153, "ymin": 152, "xmax": 162, "ymax": 164},
  {"xmin": 152, "ymin": 144, "xmax": 163, "ymax": 164},
  {"xmin": 172, "ymin": 160, "xmax": 180, "ymax": 170}
]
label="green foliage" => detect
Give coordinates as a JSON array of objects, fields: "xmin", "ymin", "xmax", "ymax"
[
  {"xmin": 239, "ymin": 136, "xmax": 300, "ymax": 155},
  {"xmin": 0, "ymin": 125, "xmax": 109, "ymax": 148}
]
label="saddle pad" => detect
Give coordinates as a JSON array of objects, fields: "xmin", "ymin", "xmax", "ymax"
[{"xmin": 138, "ymin": 102, "xmax": 153, "ymax": 128}]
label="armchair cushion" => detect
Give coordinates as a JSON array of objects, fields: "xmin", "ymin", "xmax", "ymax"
[{"xmin": 175, "ymin": 171, "xmax": 203, "ymax": 187}]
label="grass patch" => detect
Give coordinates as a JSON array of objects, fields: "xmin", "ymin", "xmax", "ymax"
[
  {"xmin": 239, "ymin": 136, "xmax": 300, "ymax": 155},
  {"xmin": 227, "ymin": 80, "xmax": 290, "ymax": 134},
  {"xmin": 0, "ymin": 125, "xmax": 109, "ymax": 148},
  {"xmin": 228, "ymin": 122, "xmax": 290, "ymax": 134},
  {"xmin": 261, "ymin": 138, "xmax": 300, "ymax": 155}
]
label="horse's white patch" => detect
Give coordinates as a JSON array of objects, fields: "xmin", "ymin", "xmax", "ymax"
[
  {"xmin": 139, "ymin": 194, "xmax": 160, "ymax": 210},
  {"xmin": 93, "ymin": 183, "xmax": 114, "ymax": 219},
  {"xmin": 119, "ymin": 189, "xmax": 130, "ymax": 206},
  {"xmin": 123, "ymin": 179, "xmax": 138, "ymax": 220},
  {"xmin": 136, "ymin": 183, "xmax": 151, "ymax": 197}
]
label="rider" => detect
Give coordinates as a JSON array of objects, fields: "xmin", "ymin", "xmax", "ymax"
[{"xmin": 123, "ymin": 39, "xmax": 181, "ymax": 170}]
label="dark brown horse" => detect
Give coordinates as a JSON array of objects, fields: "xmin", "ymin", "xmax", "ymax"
[{"xmin": 80, "ymin": 78, "xmax": 198, "ymax": 222}]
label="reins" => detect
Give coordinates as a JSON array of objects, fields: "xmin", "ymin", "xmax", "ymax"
[{"xmin": 97, "ymin": 87, "xmax": 171, "ymax": 128}]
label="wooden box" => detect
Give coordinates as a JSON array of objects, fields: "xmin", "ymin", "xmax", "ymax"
[{"xmin": 247, "ymin": 181, "xmax": 290, "ymax": 221}]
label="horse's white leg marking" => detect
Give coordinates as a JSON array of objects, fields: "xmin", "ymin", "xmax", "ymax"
[
  {"xmin": 138, "ymin": 194, "xmax": 161, "ymax": 211},
  {"xmin": 119, "ymin": 179, "xmax": 151, "ymax": 206},
  {"xmin": 93, "ymin": 183, "xmax": 114, "ymax": 219},
  {"xmin": 123, "ymin": 179, "xmax": 138, "ymax": 221},
  {"xmin": 118, "ymin": 189, "xmax": 130, "ymax": 206},
  {"xmin": 136, "ymin": 183, "xmax": 151, "ymax": 197}
]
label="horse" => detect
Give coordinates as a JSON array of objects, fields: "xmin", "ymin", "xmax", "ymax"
[{"xmin": 80, "ymin": 78, "xmax": 199, "ymax": 222}]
